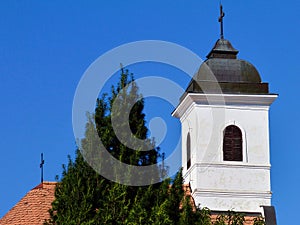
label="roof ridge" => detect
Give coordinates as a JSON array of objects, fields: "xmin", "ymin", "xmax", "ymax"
[{"xmin": 32, "ymin": 181, "xmax": 57, "ymax": 190}]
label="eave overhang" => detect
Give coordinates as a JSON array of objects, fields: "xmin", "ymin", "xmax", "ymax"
[{"xmin": 172, "ymin": 93, "xmax": 278, "ymax": 118}]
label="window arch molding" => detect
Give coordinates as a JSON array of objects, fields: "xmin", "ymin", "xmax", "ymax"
[{"xmin": 220, "ymin": 122, "xmax": 248, "ymax": 162}]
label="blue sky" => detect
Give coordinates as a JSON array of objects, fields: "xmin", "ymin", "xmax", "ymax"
[{"xmin": 0, "ymin": 0, "xmax": 299, "ymax": 223}]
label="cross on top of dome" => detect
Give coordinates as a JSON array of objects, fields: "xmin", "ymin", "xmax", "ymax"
[{"xmin": 218, "ymin": 4, "xmax": 225, "ymax": 39}]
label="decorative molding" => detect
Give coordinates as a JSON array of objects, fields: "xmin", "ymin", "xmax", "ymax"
[
  {"xmin": 183, "ymin": 162, "xmax": 271, "ymax": 180},
  {"xmin": 192, "ymin": 189, "xmax": 272, "ymax": 199},
  {"xmin": 193, "ymin": 162, "xmax": 270, "ymax": 170},
  {"xmin": 172, "ymin": 93, "xmax": 278, "ymax": 118}
]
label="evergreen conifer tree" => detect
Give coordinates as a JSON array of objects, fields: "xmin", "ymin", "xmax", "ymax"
[{"xmin": 46, "ymin": 69, "xmax": 170, "ymax": 224}]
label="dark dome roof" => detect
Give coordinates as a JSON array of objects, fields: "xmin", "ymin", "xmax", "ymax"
[
  {"xmin": 197, "ymin": 39, "xmax": 262, "ymax": 83},
  {"xmin": 196, "ymin": 58, "xmax": 262, "ymax": 83},
  {"xmin": 184, "ymin": 39, "xmax": 269, "ymax": 95}
]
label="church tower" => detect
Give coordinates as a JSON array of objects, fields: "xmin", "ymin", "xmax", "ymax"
[{"xmin": 172, "ymin": 6, "xmax": 277, "ymax": 215}]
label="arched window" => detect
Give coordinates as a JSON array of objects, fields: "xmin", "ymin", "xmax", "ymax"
[
  {"xmin": 223, "ymin": 125, "xmax": 243, "ymax": 161},
  {"xmin": 187, "ymin": 133, "xmax": 191, "ymax": 169}
]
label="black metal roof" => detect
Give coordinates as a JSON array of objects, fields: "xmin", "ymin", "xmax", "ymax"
[{"xmin": 185, "ymin": 39, "xmax": 269, "ymax": 95}]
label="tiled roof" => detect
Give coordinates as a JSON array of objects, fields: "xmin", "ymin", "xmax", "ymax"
[{"xmin": 0, "ymin": 182, "xmax": 57, "ymax": 225}]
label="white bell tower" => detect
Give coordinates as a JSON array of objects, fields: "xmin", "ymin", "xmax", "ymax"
[{"xmin": 172, "ymin": 38, "xmax": 277, "ymax": 214}]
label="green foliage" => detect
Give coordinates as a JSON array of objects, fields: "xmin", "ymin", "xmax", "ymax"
[
  {"xmin": 45, "ymin": 69, "xmax": 177, "ymax": 224},
  {"xmin": 95, "ymin": 183, "xmax": 130, "ymax": 224},
  {"xmin": 253, "ymin": 216, "xmax": 266, "ymax": 225},
  {"xmin": 213, "ymin": 211, "xmax": 245, "ymax": 225},
  {"xmin": 179, "ymin": 197, "xmax": 212, "ymax": 225},
  {"xmin": 45, "ymin": 150, "xmax": 104, "ymax": 225}
]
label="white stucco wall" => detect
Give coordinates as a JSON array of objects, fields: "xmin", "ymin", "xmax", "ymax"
[{"xmin": 173, "ymin": 94, "xmax": 277, "ymax": 213}]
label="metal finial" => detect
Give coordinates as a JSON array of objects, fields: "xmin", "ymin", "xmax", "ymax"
[
  {"xmin": 218, "ymin": 3, "xmax": 225, "ymax": 39},
  {"xmin": 40, "ymin": 153, "xmax": 44, "ymax": 183}
]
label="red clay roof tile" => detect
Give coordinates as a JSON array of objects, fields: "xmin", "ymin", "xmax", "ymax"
[{"xmin": 0, "ymin": 182, "xmax": 56, "ymax": 225}]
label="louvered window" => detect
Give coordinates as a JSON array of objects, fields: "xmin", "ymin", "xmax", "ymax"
[
  {"xmin": 187, "ymin": 133, "xmax": 191, "ymax": 169},
  {"xmin": 223, "ymin": 125, "xmax": 243, "ymax": 161}
]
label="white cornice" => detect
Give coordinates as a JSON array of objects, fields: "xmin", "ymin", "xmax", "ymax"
[
  {"xmin": 172, "ymin": 93, "xmax": 278, "ymax": 118},
  {"xmin": 192, "ymin": 189, "xmax": 272, "ymax": 199},
  {"xmin": 183, "ymin": 162, "xmax": 271, "ymax": 180}
]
